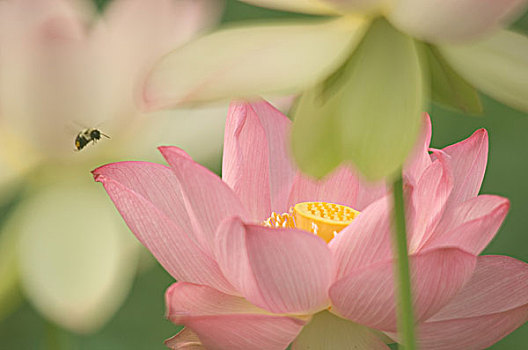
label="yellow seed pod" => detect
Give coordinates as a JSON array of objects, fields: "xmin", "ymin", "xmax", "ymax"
[{"xmin": 293, "ymin": 202, "xmax": 360, "ymax": 243}]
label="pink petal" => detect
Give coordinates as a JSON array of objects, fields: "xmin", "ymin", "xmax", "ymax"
[
  {"xmin": 439, "ymin": 129, "xmax": 488, "ymax": 207},
  {"xmin": 166, "ymin": 282, "xmax": 306, "ymax": 350},
  {"xmin": 388, "ymin": 0, "xmax": 528, "ymax": 43},
  {"xmin": 428, "ymin": 255, "xmax": 528, "ymax": 321},
  {"xmin": 329, "ymin": 196, "xmax": 394, "ymax": 281},
  {"xmin": 159, "ymin": 146, "xmax": 248, "ymax": 256},
  {"xmin": 425, "ymin": 195, "xmax": 509, "ymax": 255},
  {"xmin": 165, "ymin": 328, "xmax": 205, "ymax": 350},
  {"xmin": 329, "ymin": 248, "xmax": 476, "ymax": 331},
  {"xmin": 354, "ymin": 179, "xmax": 388, "ymax": 211},
  {"xmin": 418, "ymin": 307, "xmax": 528, "ymax": 350},
  {"xmin": 215, "ymin": 217, "xmax": 333, "ymax": 314},
  {"xmin": 404, "ymin": 113, "xmax": 432, "ymax": 184},
  {"xmin": 222, "ymin": 101, "xmax": 295, "ymax": 221},
  {"xmin": 408, "ymin": 158, "xmax": 453, "ymax": 252},
  {"xmin": 93, "ymin": 162, "xmax": 234, "ymax": 293},
  {"xmin": 287, "ymin": 165, "xmax": 387, "ymax": 212},
  {"xmin": 416, "ymin": 255, "xmax": 528, "ymax": 349},
  {"xmin": 287, "ymin": 166, "xmax": 360, "ymax": 210}
]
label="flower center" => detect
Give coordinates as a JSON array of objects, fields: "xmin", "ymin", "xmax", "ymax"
[{"xmin": 263, "ymin": 202, "xmax": 360, "ymax": 243}]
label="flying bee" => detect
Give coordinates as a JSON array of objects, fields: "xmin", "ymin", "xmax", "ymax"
[{"xmin": 74, "ymin": 128, "xmax": 110, "ymax": 151}]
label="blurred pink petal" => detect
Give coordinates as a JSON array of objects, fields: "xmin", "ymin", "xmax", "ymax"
[
  {"xmin": 427, "ymin": 195, "xmax": 510, "ymax": 254},
  {"xmin": 408, "ymin": 158, "xmax": 453, "ymax": 252},
  {"xmin": 0, "ymin": 0, "xmax": 95, "ymax": 156},
  {"xmin": 0, "ymin": 0, "xmax": 91, "ymax": 43},
  {"xmin": 329, "ymin": 248, "xmax": 476, "ymax": 331},
  {"xmin": 166, "ymin": 282, "xmax": 306, "ymax": 350},
  {"xmin": 215, "ymin": 216, "xmax": 333, "ymax": 314},
  {"xmin": 103, "ymin": 0, "xmax": 220, "ymax": 50},
  {"xmin": 388, "ymin": 0, "xmax": 528, "ymax": 43},
  {"xmin": 159, "ymin": 146, "xmax": 249, "ymax": 256},
  {"xmin": 415, "ymin": 255, "xmax": 528, "ymax": 349},
  {"xmin": 222, "ymin": 101, "xmax": 295, "ymax": 221},
  {"xmin": 100, "ymin": 0, "xmax": 222, "ymax": 108},
  {"xmin": 93, "ymin": 162, "xmax": 235, "ymax": 294}
]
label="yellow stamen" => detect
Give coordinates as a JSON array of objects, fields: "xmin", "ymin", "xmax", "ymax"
[
  {"xmin": 293, "ymin": 202, "xmax": 359, "ymax": 243},
  {"xmin": 263, "ymin": 211, "xmax": 296, "ymax": 229}
]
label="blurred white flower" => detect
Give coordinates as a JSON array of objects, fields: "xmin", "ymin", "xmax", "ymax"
[{"xmin": 0, "ymin": 0, "xmax": 225, "ymax": 333}]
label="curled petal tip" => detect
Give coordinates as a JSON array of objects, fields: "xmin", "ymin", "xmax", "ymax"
[{"xmin": 158, "ymin": 146, "xmax": 193, "ymax": 160}]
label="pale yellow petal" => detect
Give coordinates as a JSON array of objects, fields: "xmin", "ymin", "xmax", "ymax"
[
  {"xmin": 15, "ymin": 175, "xmax": 140, "ymax": 333},
  {"xmin": 238, "ymin": 0, "xmax": 338, "ymax": 15},
  {"xmin": 439, "ymin": 30, "xmax": 528, "ymax": 112},
  {"xmin": 142, "ymin": 18, "xmax": 368, "ymax": 109},
  {"xmin": 292, "ymin": 311, "xmax": 390, "ymax": 349},
  {"xmin": 127, "ymin": 106, "xmax": 228, "ymax": 167}
]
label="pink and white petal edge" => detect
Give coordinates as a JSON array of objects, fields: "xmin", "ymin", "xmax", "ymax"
[{"xmin": 93, "ymin": 162, "xmax": 235, "ymax": 294}]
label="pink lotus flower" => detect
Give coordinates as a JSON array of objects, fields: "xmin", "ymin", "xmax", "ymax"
[{"xmin": 93, "ymin": 100, "xmax": 528, "ymax": 349}]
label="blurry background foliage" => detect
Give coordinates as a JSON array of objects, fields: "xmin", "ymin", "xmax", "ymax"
[{"xmin": 1, "ymin": 0, "xmax": 527, "ymax": 349}]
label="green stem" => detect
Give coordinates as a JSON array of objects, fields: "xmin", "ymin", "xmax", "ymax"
[{"xmin": 392, "ymin": 176, "xmax": 417, "ymax": 350}]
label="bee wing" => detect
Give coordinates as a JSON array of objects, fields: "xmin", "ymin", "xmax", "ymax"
[{"xmin": 67, "ymin": 120, "xmax": 89, "ymax": 131}]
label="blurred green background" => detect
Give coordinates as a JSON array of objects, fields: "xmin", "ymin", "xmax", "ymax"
[{"xmin": 1, "ymin": 1, "xmax": 527, "ymax": 349}]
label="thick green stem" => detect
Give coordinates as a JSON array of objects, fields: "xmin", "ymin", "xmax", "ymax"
[{"xmin": 392, "ymin": 176, "xmax": 417, "ymax": 350}]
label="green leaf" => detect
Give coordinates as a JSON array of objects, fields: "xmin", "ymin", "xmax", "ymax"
[
  {"xmin": 292, "ymin": 18, "xmax": 424, "ymax": 181},
  {"xmin": 423, "ymin": 44, "xmax": 482, "ymax": 114}
]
